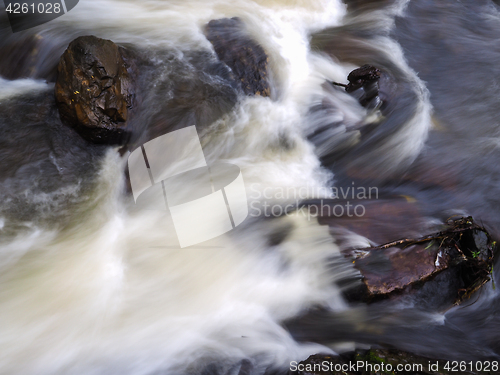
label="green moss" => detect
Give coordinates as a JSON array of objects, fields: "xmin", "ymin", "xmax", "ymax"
[{"xmin": 365, "ymin": 350, "xmax": 385, "ymax": 364}]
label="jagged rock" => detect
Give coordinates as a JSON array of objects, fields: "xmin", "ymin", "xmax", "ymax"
[
  {"xmin": 346, "ymin": 65, "xmax": 381, "ymax": 91},
  {"xmin": 55, "ymin": 35, "xmax": 134, "ymax": 144},
  {"xmin": 316, "ymin": 196, "xmax": 496, "ymax": 308},
  {"xmin": 345, "ymin": 64, "xmax": 382, "ymax": 109},
  {"xmin": 205, "ymin": 17, "xmax": 271, "ymax": 97}
]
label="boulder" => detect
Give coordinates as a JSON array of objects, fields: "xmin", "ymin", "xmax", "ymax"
[
  {"xmin": 205, "ymin": 17, "xmax": 271, "ymax": 97},
  {"xmin": 55, "ymin": 35, "xmax": 134, "ymax": 144}
]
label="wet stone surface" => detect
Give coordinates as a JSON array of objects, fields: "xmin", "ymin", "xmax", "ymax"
[
  {"xmin": 205, "ymin": 17, "xmax": 271, "ymax": 98},
  {"xmin": 55, "ymin": 35, "xmax": 135, "ymax": 144}
]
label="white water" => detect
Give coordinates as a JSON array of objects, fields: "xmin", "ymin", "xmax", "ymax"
[
  {"xmin": 0, "ymin": 0, "xmax": 435, "ymax": 374},
  {"xmin": 0, "ymin": 77, "xmax": 50, "ymax": 101}
]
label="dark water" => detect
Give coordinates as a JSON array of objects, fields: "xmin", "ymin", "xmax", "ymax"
[{"xmin": 289, "ymin": 0, "xmax": 500, "ymax": 362}]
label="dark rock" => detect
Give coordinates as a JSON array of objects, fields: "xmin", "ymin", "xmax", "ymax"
[
  {"xmin": 205, "ymin": 17, "xmax": 271, "ymax": 97},
  {"xmin": 342, "ymin": 217, "xmax": 496, "ymax": 306},
  {"xmin": 0, "ymin": 88, "xmax": 106, "ymax": 230},
  {"xmin": 345, "ymin": 64, "xmax": 382, "ymax": 109},
  {"xmin": 346, "ymin": 65, "xmax": 381, "ymax": 90},
  {"xmin": 353, "ymin": 242, "xmax": 450, "ymax": 296},
  {"xmin": 54, "ymin": 35, "xmax": 134, "ymax": 144},
  {"xmin": 315, "ymin": 195, "xmax": 496, "ymax": 308},
  {"xmin": 126, "ymin": 49, "xmax": 240, "ymax": 151}
]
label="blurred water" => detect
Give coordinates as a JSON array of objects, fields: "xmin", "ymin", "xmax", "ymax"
[{"xmin": 0, "ymin": 0, "xmax": 499, "ymax": 374}]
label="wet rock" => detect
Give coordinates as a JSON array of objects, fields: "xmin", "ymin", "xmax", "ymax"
[
  {"xmin": 0, "ymin": 88, "xmax": 106, "ymax": 229},
  {"xmin": 345, "ymin": 64, "xmax": 382, "ymax": 109},
  {"xmin": 346, "ymin": 65, "xmax": 381, "ymax": 91},
  {"xmin": 205, "ymin": 17, "xmax": 271, "ymax": 97},
  {"xmin": 126, "ymin": 49, "xmax": 240, "ymax": 151},
  {"xmin": 343, "ymin": 217, "xmax": 496, "ymax": 305},
  {"xmin": 55, "ymin": 35, "xmax": 134, "ymax": 144}
]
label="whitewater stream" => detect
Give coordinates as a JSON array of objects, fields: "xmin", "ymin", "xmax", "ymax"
[{"xmin": 1, "ymin": 0, "xmax": 500, "ymax": 374}]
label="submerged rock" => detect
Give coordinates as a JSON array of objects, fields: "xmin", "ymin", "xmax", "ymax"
[
  {"xmin": 0, "ymin": 34, "xmax": 50, "ymax": 80},
  {"xmin": 205, "ymin": 17, "xmax": 271, "ymax": 97},
  {"xmin": 55, "ymin": 35, "xmax": 134, "ymax": 144},
  {"xmin": 0, "ymin": 87, "xmax": 107, "ymax": 229}
]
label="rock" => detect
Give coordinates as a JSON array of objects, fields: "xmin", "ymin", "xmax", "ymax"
[
  {"xmin": 0, "ymin": 88, "xmax": 107, "ymax": 228},
  {"xmin": 343, "ymin": 217, "xmax": 496, "ymax": 306},
  {"xmin": 54, "ymin": 35, "xmax": 134, "ymax": 144},
  {"xmin": 345, "ymin": 64, "xmax": 382, "ymax": 109},
  {"xmin": 346, "ymin": 65, "xmax": 381, "ymax": 90},
  {"xmin": 316, "ymin": 196, "xmax": 496, "ymax": 308},
  {"xmin": 204, "ymin": 17, "xmax": 271, "ymax": 97},
  {"xmin": 126, "ymin": 49, "xmax": 240, "ymax": 151}
]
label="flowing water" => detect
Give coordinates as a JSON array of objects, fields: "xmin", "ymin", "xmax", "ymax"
[{"xmin": 0, "ymin": 0, "xmax": 500, "ymax": 374}]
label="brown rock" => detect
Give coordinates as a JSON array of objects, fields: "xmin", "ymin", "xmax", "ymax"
[
  {"xmin": 353, "ymin": 243, "xmax": 450, "ymax": 296},
  {"xmin": 205, "ymin": 17, "xmax": 271, "ymax": 97},
  {"xmin": 347, "ymin": 217, "xmax": 496, "ymax": 305},
  {"xmin": 55, "ymin": 35, "xmax": 134, "ymax": 144}
]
